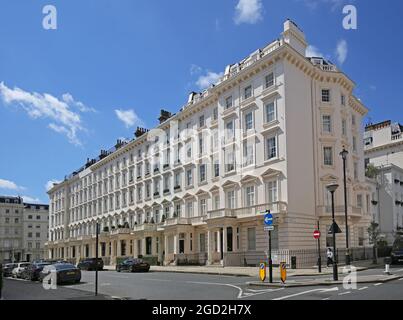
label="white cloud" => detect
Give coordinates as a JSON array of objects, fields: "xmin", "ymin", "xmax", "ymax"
[
  {"xmin": 234, "ymin": 0, "xmax": 263, "ymax": 25},
  {"xmin": 299, "ymin": 0, "xmax": 349, "ymax": 11},
  {"xmin": 190, "ymin": 64, "xmax": 202, "ymax": 76},
  {"xmin": 46, "ymin": 180, "xmax": 62, "ymax": 192},
  {"xmin": 306, "ymin": 45, "xmax": 324, "ymax": 58},
  {"xmin": 0, "ymin": 82, "xmax": 88, "ymax": 146},
  {"xmin": 336, "ymin": 39, "xmax": 348, "ymax": 65},
  {"xmin": 0, "ymin": 178, "xmax": 25, "ymax": 191},
  {"xmin": 195, "ymin": 71, "xmax": 224, "ymax": 90},
  {"xmin": 21, "ymin": 196, "xmax": 41, "ymax": 203},
  {"xmin": 62, "ymin": 93, "xmax": 96, "ymax": 113},
  {"xmin": 115, "ymin": 109, "xmax": 144, "ymax": 128}
]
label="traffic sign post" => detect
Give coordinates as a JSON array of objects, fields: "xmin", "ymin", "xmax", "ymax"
[
  {"xmin": 315, "ymin": 221, "xmax": 322, "ymax": 273},
  {"xmin": 264, "ymin": 211, "xmax": 274, "ymax": 283}
]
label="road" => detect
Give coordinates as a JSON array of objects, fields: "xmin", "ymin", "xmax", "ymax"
[{"xmin": 2, "ymin": 266, "xmax": 403, "ymax": 300}]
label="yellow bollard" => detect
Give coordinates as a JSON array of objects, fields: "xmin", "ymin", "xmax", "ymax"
[{"xmin": 280, "ymin": 262, "xmax": 287, "ymax": 284}]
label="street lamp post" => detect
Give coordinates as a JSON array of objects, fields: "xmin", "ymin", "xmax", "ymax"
[
  {"xmin": 340, "ymin": 148, "xmax": 351, "ymax": 266},
  {"xmin": 327, "ymin": 183, "xmax": 339, "ymax": 281}
]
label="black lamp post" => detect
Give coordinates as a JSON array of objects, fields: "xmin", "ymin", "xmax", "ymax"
[
  {"xmin": 327, "ymin": 183, "xmax": 339, "ymax": 281},
  {"xmin": 340, "ymin": 148, "xmax": 351, "ymax": 266}
]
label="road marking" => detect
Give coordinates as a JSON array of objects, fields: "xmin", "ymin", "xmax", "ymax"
[
  {"xmin": 143, "ymin": 279, "xmax": 172, "ymax": 282},
  {"xmin": 186, "ymin": 281, "xmax": 283, "ymax": 299},
  {"xmin": 338, "ymin": 291, "xmax": 351, "ymax": 296},
  {"xmin": 272, "ymin": 287, "xmax": 339, "ymax": 301},
  {"xmin": 399, "ymin": 278, "xmax": 403, "ymax": 281},
  {"xmin": 374, "ymin": 283, "xmax": 383, "ymax": 286},
  {"xmin": 358, "ymin": 287, "xmax": 368, "ymax": 291}
]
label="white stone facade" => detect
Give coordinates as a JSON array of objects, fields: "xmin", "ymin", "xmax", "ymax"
[
  {"xmin": 0, "ymin": 196, "xmax": 49, "ymax": 263},
  {"xmin": 364, "ymin": 121, "xmax": 403, "ymax": 243},
  {"xmin": 46, "ymin": 20, "xmax": 372, "ymax": 266}
]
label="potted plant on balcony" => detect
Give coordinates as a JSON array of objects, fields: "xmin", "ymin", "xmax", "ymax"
[
  {"xmin": 111, "ymin": 226, "xmax": 116, "ymax": 230},
  {"xmin": 173, "ymin": 212, "xmax": 178, "ymax": 218},
  {"xmin": 161, "ymin": 215, "xmax": 166, "ymax": 223},
  {"xmin": 103, "ymin": 226, "xmax": 109, "ymax": 232},
  {"xmin": 150, "ymin": 217, "xmax": 155, "ymax": 224},
  {"xmin": 123, "ymin": 222, "xmax": 130, "ymax": 229}
]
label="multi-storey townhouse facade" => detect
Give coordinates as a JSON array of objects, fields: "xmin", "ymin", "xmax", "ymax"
[
  {"xmin": 0, "ymin": 196, "xmax": 49, "ymax": 263},
  {"xmin": 46, "ymin": 20, "xmax": 372, "ymax": 267},
  {"xmin": 22, "ymin": 203, "xmax": 50, "ymax": 262},
  {"xmin": 364, "ymin": 121, "xmax": 403, "ymax": 243}
]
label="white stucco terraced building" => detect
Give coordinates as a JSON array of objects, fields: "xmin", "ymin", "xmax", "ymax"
[
  {"xmin": 46, "ymin": 20, "xmax": 372, "ymax": 267},
  {"xmin": 364, "ymin": 120, "xmax": 403, "ymax": 243}
]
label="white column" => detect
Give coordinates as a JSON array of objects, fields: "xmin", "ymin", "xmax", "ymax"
[
  {"xmin": 223, "ymin": 227, "xmax": 228, "ymax": 253},
  {"xmin": 141, "ymin": 238, "xmax": 146, "ymax": 256},
  {"xmin": 207, "ymin": 230, "xmax": 212, "ymax": 265},
  {"xmin": 173, "ymin": 234, "xmax": 178, "ymax": 254},
  {"xmin": 164, "ymin": 235, "xmax": 168, "ymax": 265},
  {"xmin": 217, "ymin": 230, "xmax": 221, "ymax": 254},
  {"xmin": 133, "ymin": 238, "xmax": 138, "ymax": 258}
]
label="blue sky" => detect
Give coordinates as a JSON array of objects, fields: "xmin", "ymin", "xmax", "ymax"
[{"xmin": 0, "ymin": 0, "xmax": 402, "ymax": 203}]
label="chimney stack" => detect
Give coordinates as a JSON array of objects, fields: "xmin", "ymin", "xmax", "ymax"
[
  {"xmin": 135, "ymin": 127, "xmax": 149, "ymax": 138},
  {"xmin": 159, "ymin": 109, "xmax": 172, "ymax": 124},
  {"xmin": 282, "ymin": 19, "xmax": 307, "ymax": 57}
]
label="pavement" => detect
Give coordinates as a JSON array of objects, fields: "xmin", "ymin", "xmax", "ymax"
[
  {"xmin": 103, "ymin": 259, "xmax": 383, "ymax": 278},
  {"xmin": 1, "ymin": 278, "xmax": 111, "ymax": 300}
]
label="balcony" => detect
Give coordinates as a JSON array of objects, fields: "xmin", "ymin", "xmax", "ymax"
[
  {"xmin": 190, "ymin": 216, "xmax": 206, "ymax": 225},
  {"xmin": 235, "ymin": 202, "xmax": 287, "ymax": 218},
  {"xmin": 207, "ymin": 209, "xmax": 235, "ymax": 220},
  {"xmin": 133, "ymin": 223, "xmax": 158, "ymax": 232},
  {"xmin": 110, "ymin": 228, "xmax": 131, "ymax": 236},
  {"xmin": 318, "ymin": 205, "xmax": 363, "ymax": 217},
  {"xmin": 392, "ymin": 133, "xmax": 402, "ymax": 141},
  {"xmin": 162, "ymin": 217, "xmax": 190, "ymax": 227}
]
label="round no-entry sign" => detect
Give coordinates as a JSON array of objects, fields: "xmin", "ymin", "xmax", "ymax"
[{"xmin": 313, "ymin": 230, "xmax": 321, "ymax": 239}]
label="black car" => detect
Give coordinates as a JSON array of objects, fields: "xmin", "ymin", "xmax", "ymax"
[
  {"xmin": 2, "ymin": 263, "xmax": 17, "ymax": 277},
  {"xmin": 391, "ymin": 236, "xmax": 403, "ymax": 264},
  {"xmin": 116, "ymin": 258, "xmax": 150, "ymax": 273},
  {"xmin": 21, "ymin": 262, "xmax": 52, "ymax": 281},
  {"xmin": 77, "ymin": 258, "xmax": 104, "ymax": 271},
  {"xmin": 39, "ymin": 263, "xmax": 81, "ymax": 285}
]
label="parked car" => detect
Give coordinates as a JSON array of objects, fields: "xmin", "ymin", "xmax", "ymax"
[
  {"xmin": 116, "ymin": 258, "xmax": 150, "ymax": 273},
  {"xmin": 21, "ymin": 262, "xmax": 52, "ymax": 281},
  {"xmin": 39, "ymin": 263, "xmax": 81, "ymax": 285},
  {"xmin": 11, "ymin": 262, "xmax": 31, "ymax": 278},
  {"xmin": 77, "ymin": 258, "xmax": 104, "ymax": 271},
  {"xmin": 2, "ymin": 263, "xmax": 17, "ymax": 277},
  {"xmin": 391, "ymin": 236, "xmax": 403, "ymax": 264}
]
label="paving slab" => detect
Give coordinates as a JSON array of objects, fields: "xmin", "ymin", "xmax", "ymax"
[{"xmin": 247, "ymin": 274, "xmax": 403, "ymax": 288}]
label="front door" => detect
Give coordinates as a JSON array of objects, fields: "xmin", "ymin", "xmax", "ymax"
[{"xmin": 179, "ymin": 240, "xmax": 185, "ymax": 254}]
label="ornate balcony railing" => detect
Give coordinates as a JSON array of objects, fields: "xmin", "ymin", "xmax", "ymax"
[
  {"xmin": 132, "ymin": 224, "xmax": 157, "ymax": 232},
  {"xmin": 110, "ymin": 228, "xmax": 131, "ymax": 236}
]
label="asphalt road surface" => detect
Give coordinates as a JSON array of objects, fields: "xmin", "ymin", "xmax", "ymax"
[{"xmin": 2, "ymin": 266, "xmax": 403, "ymax": 300}]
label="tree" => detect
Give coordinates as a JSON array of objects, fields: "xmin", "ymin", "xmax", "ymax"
[
  {"xmin": 365, "ymin": 164, "xmax": 379, "ymax": 179},
  {"xmin": 368, "ymin": 221, "xmax": 380, "ymax": 264}
]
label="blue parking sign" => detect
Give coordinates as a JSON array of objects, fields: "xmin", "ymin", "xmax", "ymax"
[{"xmin": 264, "ymin": 213, "xmax": 273, "ymax": 226}]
